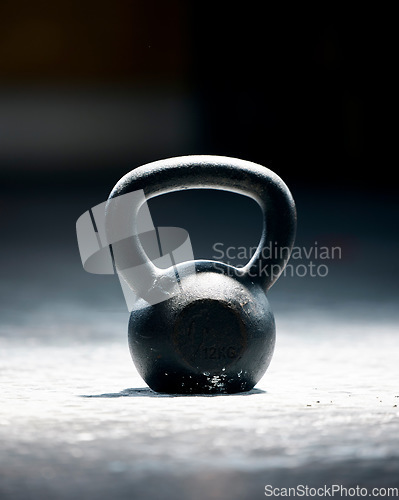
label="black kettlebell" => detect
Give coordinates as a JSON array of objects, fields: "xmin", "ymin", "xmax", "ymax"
[{"xmin": 105, "ymin": 156, "xmax": 296, "ymax": 394}]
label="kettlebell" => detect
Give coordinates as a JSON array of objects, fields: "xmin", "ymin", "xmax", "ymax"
[{"xmin": 105, "ymin": 156, "xmax": 296, "ymax": 394}]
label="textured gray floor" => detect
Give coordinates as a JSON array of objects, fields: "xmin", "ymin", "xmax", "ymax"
[{"xmin": 1, "ymin": 310, "xmax": 399, "ymax": 499}]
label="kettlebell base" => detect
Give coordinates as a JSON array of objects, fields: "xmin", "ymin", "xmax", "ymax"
[{"xmin": 144, "ymin": 372, "xmax": 257, "ymax": 395}]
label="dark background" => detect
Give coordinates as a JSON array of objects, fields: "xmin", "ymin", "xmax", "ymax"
[
  {"xmin": 0, "ymin": 3, "xmax": 393, "ymax": 187},
  {"xmin": 0, "ymin": 2, "xmax": 397, "ymax": 328}
]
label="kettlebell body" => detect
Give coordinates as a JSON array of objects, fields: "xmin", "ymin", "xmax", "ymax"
[
  {"xmin": 128, "ymin": 261, "xmax": 275, "ymax": 394},
  {"xmin": 106, "ymin": 156, "xmax": 296, "ymax": 394}
]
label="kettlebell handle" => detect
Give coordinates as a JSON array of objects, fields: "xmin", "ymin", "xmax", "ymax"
[{"xmin": 106, "ymin": 155, "xmax": 296, "ymax": 293}]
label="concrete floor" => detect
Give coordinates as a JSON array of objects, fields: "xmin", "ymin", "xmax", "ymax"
[{"xmin": 1, "ymin": 309, "xmax": 398, "ymax": 499}]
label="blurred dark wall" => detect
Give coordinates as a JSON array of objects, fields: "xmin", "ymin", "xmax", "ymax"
[
  {"xmin": 0, "ymin": 0, "xmax": 192, "ymax": 188},
  {"xmin": 0, "ymin": 3, "xmax": 392, "ymax": 191},
  {"xmin": 0, "ymin": 1, "xmax": 185, "ymax": 82}
]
